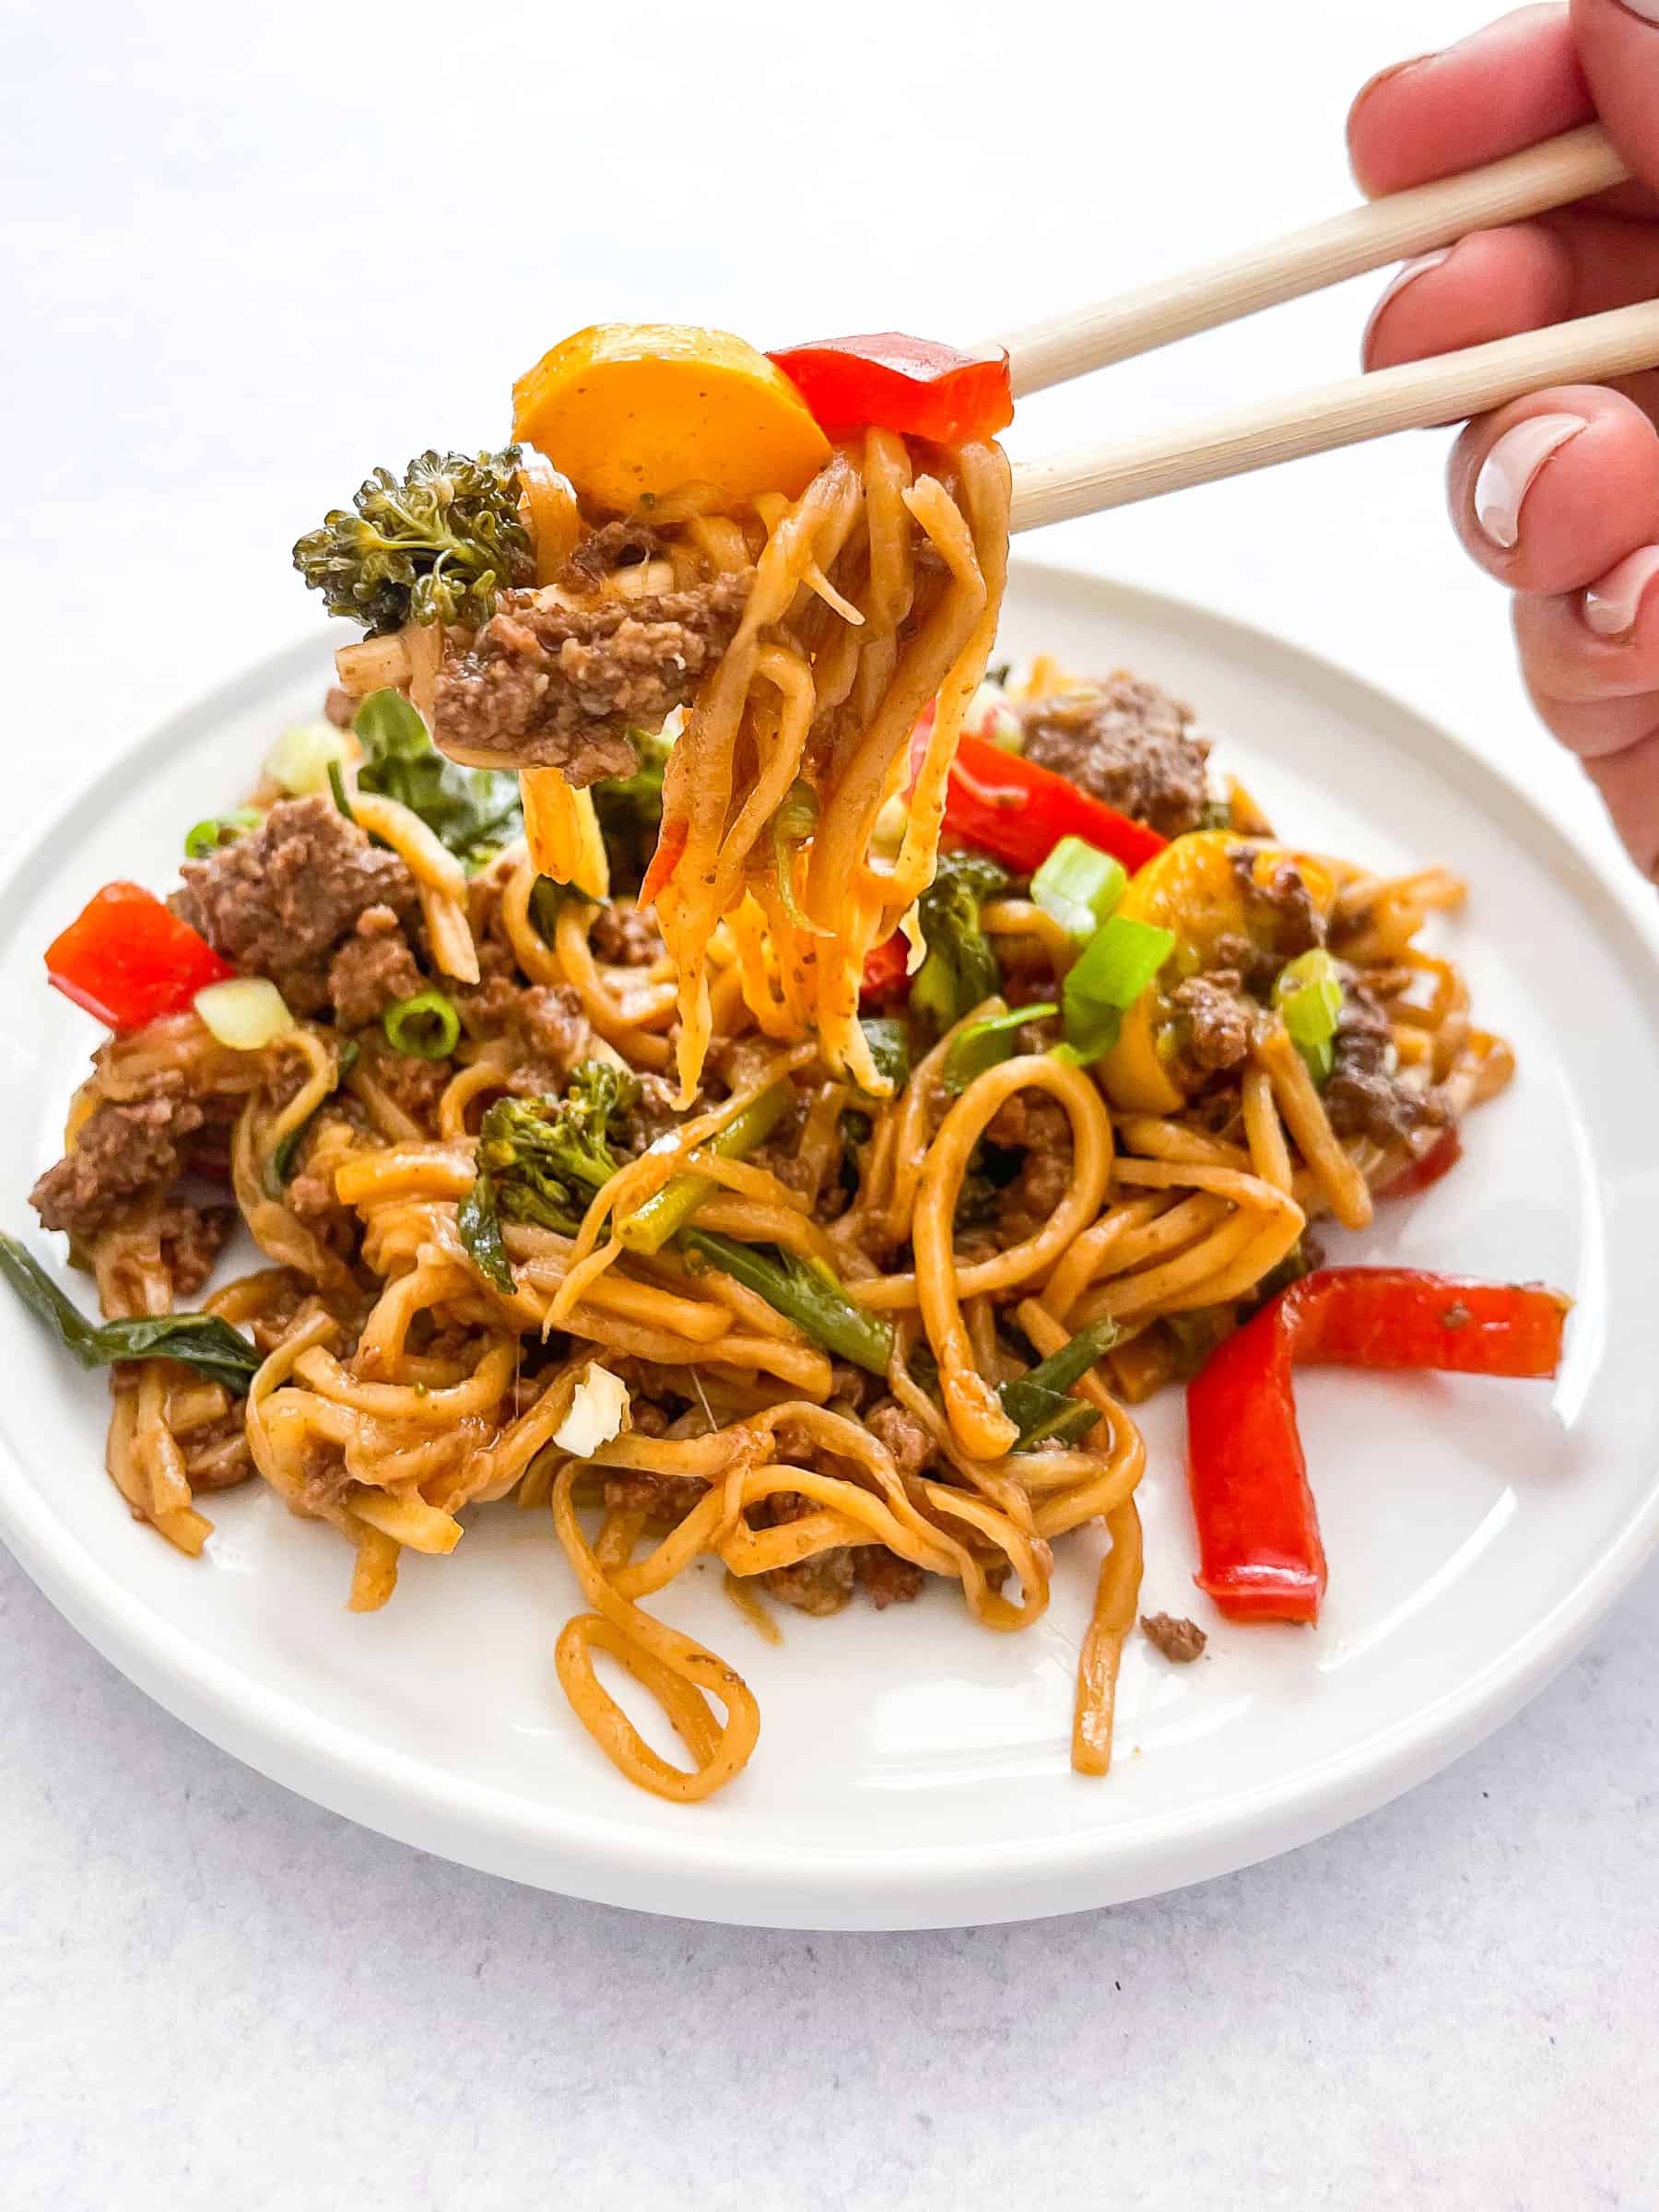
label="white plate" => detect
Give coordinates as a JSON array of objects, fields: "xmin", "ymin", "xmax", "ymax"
[{"xmin": 2, "ymin": 563, "xmax": 1656, "ymax": 1931}]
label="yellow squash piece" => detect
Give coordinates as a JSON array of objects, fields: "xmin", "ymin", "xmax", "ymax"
[
  {"xmin": 1100, "ymin": 831, "xmax": 1335, "ymax": 1112},
  {"xmin": 512, "ymin": 324, "xmax": 832, "ymax": 514},
  {"xmin": 522, "ymin": 766, "xmax": 610, "ymax": 901}
]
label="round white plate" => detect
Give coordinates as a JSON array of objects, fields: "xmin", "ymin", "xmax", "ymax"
[{"xmin": 2, "ymin": 563, "xmax": 1656, "ymax": 1930}]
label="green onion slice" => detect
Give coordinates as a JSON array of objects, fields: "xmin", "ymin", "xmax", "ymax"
[
  {"xmin": 1274, "ymin": 949, "xmax": 1345, "ymax": 1084},
  {"xmin": 382, "ymin": 987, "xmax": 460, "ymax": 1060},
  {"xmin": 1030, "ymin": 836, "xmax": 1127, "ymax": 945},
  {"xmin": 1061, "ymin": 916, "xmax": 1176, "ymax": 1064},
  {"xmin": 183, "ymin": 807, "xmax": 263, "ymax": 860}
]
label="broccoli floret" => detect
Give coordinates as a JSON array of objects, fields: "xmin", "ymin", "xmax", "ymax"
[
  {"xmin": 457, "ymin": 1064, "xmax": 641, "ymax": 1291},
  {"xmin": 912, "ymin": 849, "xmax": 1009, "ymax": 1037},
  {"xmin": 293, "ymin": 448, "xmax": 534, "ymax": 635}
]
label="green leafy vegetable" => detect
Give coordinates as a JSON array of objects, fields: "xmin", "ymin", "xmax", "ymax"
[
  {"xmin": 457, "ymin": 1172, "xmax": 513, "ymax": 1294},
  {"xmin": 1274, "ymin": 948, "xmax": 1345, "ymax": 1084},
  {"xmin": 682, "ymin": 1231, "xmax": 895, "ymax": 1375},
  {"xmin": 292, "ymin": 447, "xmax": 532, "ymax": 634},
  {"xmin": 265, "ymin": 1040, "xmax": 359, "ymax": 1197},
  {"xmin": 1030, "ymin": 836, "xmax": 1127, "ymax": 946},
  {"xmin": 0, "ymin": 1232, "xmax": 261, "ymax": 1395},
  {"xmin": 618, "ymin": 1082, "xmax": 792, "ymax": 1255},
  {"xmin": 857, "ymin": 1017, "xmax": 912, "ymax": 1096},
  {"xmin": 183, "ymin": 807, "xmax": 263, "ymax": 860},
  {"xmin": 1061, "ymin": 915, "xmax": 1176, "ymax": 1064},
  {"xmin": 459, "ymin": 1065, "xmax": 640, "ymax": 1275},
  {"xmin": 382, "ymin": 987, "xmax": 461, "ymax": 1061},
  {"xmin": 912, "ymin": 850, "xmax": 1009, "ymax": 1037},
  {"xmin": 327, "ymin": 759, "xmax": 356, "ymax": 824},
  {"xmin": 590, "ymin": 724, "xmax": 674, "ymax": 891},
  {"xmin": 942, "ymin": 1002, "xmax": 1057, "ymax": 1095},
  {"xmin": 999, "ymin": 1318, "xmax": 1120, "ymax": 1450},
  {"xmin": 352, "ymin": 688, "xmax": 524, "ymax": 872}
]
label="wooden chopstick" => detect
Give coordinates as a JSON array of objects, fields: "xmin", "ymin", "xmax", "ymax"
[
  {"xmin": 1007, "ymin": 297, "xmax": 1659, "ymax": 531},
  {"xmin": 999, "ymin": 123, "xmax": 1630, "ymax": 397}
]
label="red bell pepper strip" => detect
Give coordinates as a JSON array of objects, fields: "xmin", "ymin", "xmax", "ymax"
[
  {"xmin": 638, "ymin": 816, "xmax": 688, "ymax": 913},
  {"xmin": 768, "ymin": 334, "xmax": 1014, "ymax": 446},
  {"xmin": 860, "ymin": 933, "xmax": 912, "ymax": 1002},
  {"xmin": 1381, "ymin": 1123, "xmax": 1463, "ymax": 1199},
  {"xmin": 1185, "ymin": 1267, "xmax": 1570, "ymax": 1625},
  {"xmin": 45, "ymin": 882, "xmax": 234, "ymax": 1032},
  {"xmin": 920, "ymin": 722, "xmax": 1168, "ymax": 877}
]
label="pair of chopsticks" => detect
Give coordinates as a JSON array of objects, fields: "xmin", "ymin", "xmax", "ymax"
[{"xmin": 1003, "ymin": 123, "xmax": 1644, "ymax": 533}]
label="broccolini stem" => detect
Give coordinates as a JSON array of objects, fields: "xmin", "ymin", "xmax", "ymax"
[
  {"xmin": 680, "ymin": 1231, "xmax": 895, "ymax": 1375},
  {"xmin": 618, "ymin": 1083, "xmax": 793, "ymax": 1255}
]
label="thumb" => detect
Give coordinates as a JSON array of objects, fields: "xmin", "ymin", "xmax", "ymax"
[{"xmin": 1571, "ymin": 0, "xmax": 1659, "ymax": 196}]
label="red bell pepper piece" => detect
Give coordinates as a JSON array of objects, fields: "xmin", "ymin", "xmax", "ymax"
[
  {"xmin": 1185, "ymin": 1267, "xmax": 1570, "ymax": 1625},
  {"xmin": 768, "ymin": 334, "xmax": 1014, "ymax": 446},
  {"xmin": 638, "ymin": 816, "xmax": 688, "ymax": 913},
  {"xmin": 1381, "ymin": 1123, "xmax": 1463, "ymax": 1199},
  {"xmin": 45, "ymin": 882, "xmax": 234, "ymax": 1032},
  {"xmin": 860, "ymin": 933, "xmax": 912, "ymax": 1002},
  {"xmin": 920, "ymin": 722, "xmax": 1168, "ymax": 877}
]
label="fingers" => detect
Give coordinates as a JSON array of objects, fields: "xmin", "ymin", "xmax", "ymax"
[
  {"xmin": 1573, "ymin": 0, "xmax": 1659, "ymax": 202},
  {"xmin": 1512, "ymin": 563, "xmax": 1659, "ymax": 875},
  {"xmin": 1446, "ymin": 385, "xmax": 1659, "ymax": 592},
  {"xmin": 1361, "ymin": 214, "xmax": 1659, "ymax": 382},
  {"xmin": 1348, "ymin": 8, "xmax": 1590, "ymax": 194}
]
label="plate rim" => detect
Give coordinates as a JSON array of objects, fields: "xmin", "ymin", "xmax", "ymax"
[{"xmin": 2, "ymin": 559, "xmax": 1656, "ymax": 1929}]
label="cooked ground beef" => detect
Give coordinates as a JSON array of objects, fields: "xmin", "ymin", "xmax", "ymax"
[
  {"xmin": 433, "ymin": 575, "xmax": 751, "ymax": 782},
  {"xmin": 1141, "ymin": 1612, "xmax": 1207, "ymax": 1663},
  {"xmin": 985, "ymin": 1092, "xmax": 1074, "ymax": 1248},
  {"xmin": 590, "ymin": 901, "xmax": 663, "ymax": 967},
  {"xmin": 557, "ymin": 520, "xmax": 665, "ymax": 592},
  {"xmin": 867, "ymin": 1397, "xmax": 935, "ymax": 1481},
  {"xmin": 327, "ymin": 905, "xmax": 424, "ymax": 1030},
  {"xmin": 1231, "ymin": 849, "xmax": 1324, "ymax": 962},
  {"xmin": 1324, "ymin": 981, "xmax": 1448, "ymax": 1147},
  {"xmin": 172, "ymin": 796, "xmax": 417, "ymax": 1013},
  {"xmin": 324, "ymin": 686, "xmax": 357, "ymax": 729},
  {"xmin": 855, "ymin": 1547, "xmax": 925, "ymax": 1608},
  {"xmin": 155, "ymin": 1202, "xmax": 237, "ymax": 1299},
  {"xmin": 31, "ymin": 1094, "xmax": 209, "ymax": 1238},
  {"xmin": 828, "ymin": 1360, "xmax": 880, "ymax": 1415},
  {"xmin": 181, "ymin": 1407, "xmax": 254, "ymax": 1492},
  {"xmin": 1019, "ymin": 675, "xmax": 1212, "ymax": 838},
  {"xmin": 502, "ymin": 984, "xmax": 597, "ymax": 1095},
  {"xmin": 602, "ymin": 1468, "xmax": 710, "ymax": 1524},
  {"xmin": 1172, "ymin": 972, "xmax": 1254, "ymax": 1072},
  {"xmin": 355, "ymin": 1038, "xmax": 452, "ymax": 1130}
]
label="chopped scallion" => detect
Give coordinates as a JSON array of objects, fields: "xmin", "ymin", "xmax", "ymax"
[
  {"xmin": 1061, "ymin": 916, "xmax": 1175, "ymax": 1064},
  {"xmin": 1030, "ymin": 836, "xmax": 1127, "ymax": 945},
  {"xmin": 183, "ymin": 807, "xmax": 263, "ymax": 860},
  {"xmin": 1274, "ymin": 949, "xmax": 1345, "ymax": 1084},
  {"xmin": 382, "ymin": 987, "xmax": 460, "ymax": 1060}
]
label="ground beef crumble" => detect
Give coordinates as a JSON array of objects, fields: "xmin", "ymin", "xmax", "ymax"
[
  {"xmin": 171, "ymin": 796, "xmax": 417, "ymax": 1015},
  {"xmin": 433, "ymin": 575, "xmax": 751, "ymax": 782},
  {"xmin": 1324, "ymin": 980, "xmax": 1448, "ymax": 1147},
  {"xmin": 1141, "ymin": 1612, "xmax": 1207, "ymax": 1663},
  {"xmin": 1019, "ymin": 675, "xmax": 1212, "ymax": 838}
]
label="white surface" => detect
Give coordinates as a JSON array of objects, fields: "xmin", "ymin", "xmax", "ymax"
[
  {"xmin": 6, "ymin": 570, "xmax": 1659, "ymax": 1938},
  {"xmin": 2, "ymin": 0, "xmax": 1653, "ymax": 2199}
]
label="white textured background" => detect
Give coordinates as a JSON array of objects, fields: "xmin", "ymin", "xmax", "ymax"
[{"xmin": 2, "ymin": 1, "xmax": 1654, "ymax": 2205}]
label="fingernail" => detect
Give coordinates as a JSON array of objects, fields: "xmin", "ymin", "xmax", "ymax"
[
  {"xmin": 1584, "ymin": 546, "xmax": 1659, "ymax": 637},
  {"xmin": 1615, "ymin": 2, "xmax": 1659, "ymax": 26},
  {"xmin": 1473, "ymin": 415, "xmax": 1587, "ymax": 551},
  {"xmin": 1363, "ymin": 249, "xmax": 1452, "ymax": 355}
]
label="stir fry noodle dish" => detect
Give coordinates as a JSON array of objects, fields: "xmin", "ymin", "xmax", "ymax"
[{"xmin": 5, "ymin": 325, "xmax": 1570, "ymax": 1803}]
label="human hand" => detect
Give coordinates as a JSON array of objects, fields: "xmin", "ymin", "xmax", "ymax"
[{"xmin": 1351, "ymin": 1, "xmax": 1659, "ymax": 880}]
